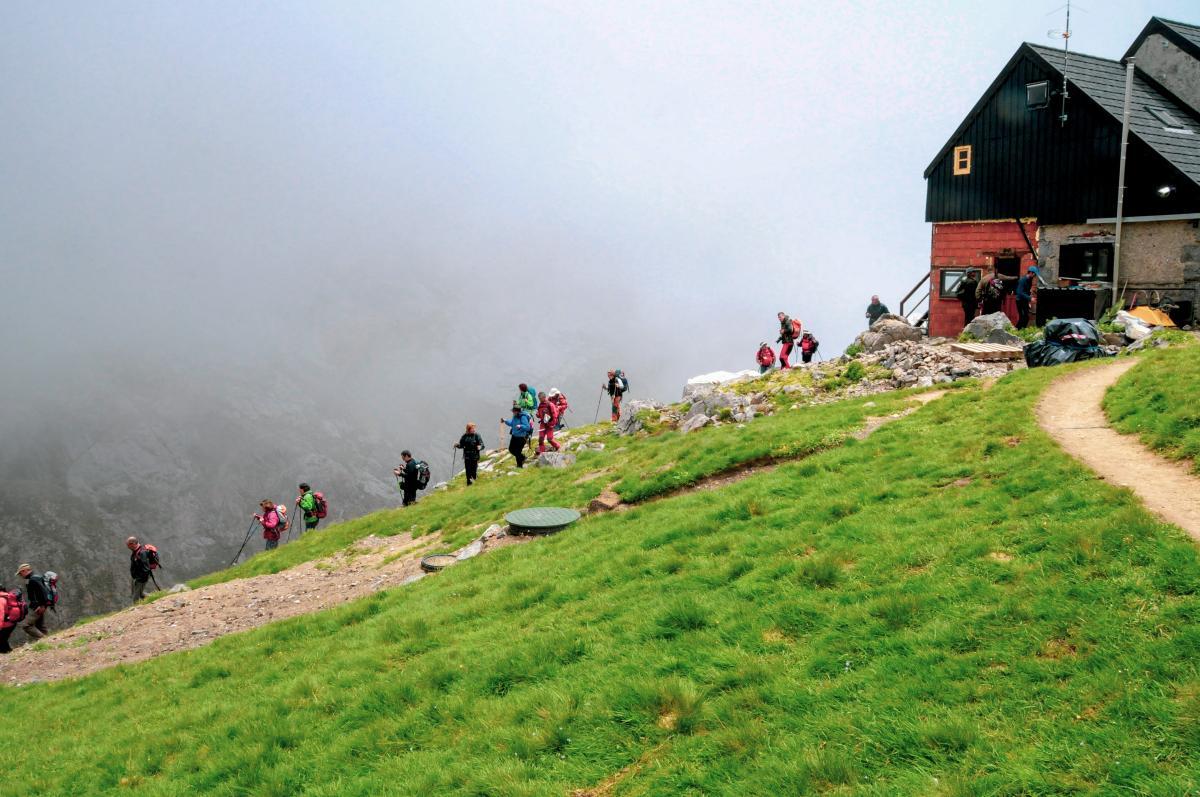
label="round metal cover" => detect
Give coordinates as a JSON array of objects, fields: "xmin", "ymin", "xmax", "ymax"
[
  {"xmin": 504, "ymin": 506, "xmax": 582, "ymax": 535},
  {"xmin": 420, "ymin": 553, "xmax": 458, "ymax": 572}
]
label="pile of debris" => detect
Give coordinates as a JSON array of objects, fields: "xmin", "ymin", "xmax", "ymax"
[{"xmin": 859, "ymin": 339, "xmax": 1018, "ymax": 387}]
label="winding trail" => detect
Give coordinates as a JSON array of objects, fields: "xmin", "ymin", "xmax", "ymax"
[{"xmin": 1036, "ymin": 359, "xmax": 1200, "ymax": 543}]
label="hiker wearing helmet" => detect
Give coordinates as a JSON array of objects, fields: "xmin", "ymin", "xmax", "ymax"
[
  {"xmin": 502, "ymin": 405, "xmax": 533, "ymax": 467},
  {"xmin": 1015, "ymin": 266, "xmax": 1040, "ymax": 329},
  {"xmin": 253, "ymin": 501, "xmax": 287, "ymax": 551},
  {"xmin": 865, "ymin": 296, "xmax": 889, "ymax": 327},
  {"xmin": 296, "ymin": 483, "xmax": 321, "ymax": 532},
  {"xmin": 756, "ymin": 342, "xmax": 776, "ymax": 373},
  {"xmin": 393, "ymin": 451, "xmax": 420, "ymax": 506},
  {"xmin": 15, "ymin": 564, "xmax": 51, "ymax": 640},
  {"xmin": 0, "ymin": 584, "xmax": 22, "ymax": 653},
  {"xmin": 604, "ymin": 370, "xmax": 628, "ymax": 422},
  {"xmin": 126, "ymin": 536, "xmax": 160, "ymax": 602},
  {"xmin": 536, "ymin": 392, "xmax": 561, "ymax": 455},
  {"xmin": 776, "ymin": 312, "xmax": 798, "ymax": 369},
  {"xmin": 548, "ymin": 389, "xmax": 569, "ymax": 431},
  {"xmin": 454, "ymin": 424, "xmax": 485, "ymax": 486}
]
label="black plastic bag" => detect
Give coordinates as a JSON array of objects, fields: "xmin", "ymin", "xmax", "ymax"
[
  {"xmin": 1043, "ymin": 318, "xmax": 1103, "ymax": 348},
  {"xmin": 1023, "ymin": 339, "xmax": 1108, "ymax": 368}
]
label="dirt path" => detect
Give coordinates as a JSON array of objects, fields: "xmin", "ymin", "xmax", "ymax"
[
  {"xmin": 0, "ymin": 528, "xmax": 524, "ymax": 686},
  {"xmin": 1036, "ymin": 359, "xmax": 1200, "ymax": 543}
]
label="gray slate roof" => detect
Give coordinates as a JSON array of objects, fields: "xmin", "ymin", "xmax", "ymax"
[
  {"xmin": 1026, "ymin": 43, "xmax": 1200, "ymax": 189},
  {"xmin": 1162, "ymin": 18, "xmax": 1200, "ymax": 53}
]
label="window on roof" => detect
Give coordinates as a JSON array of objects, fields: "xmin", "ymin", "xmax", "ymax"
[
  {"xmin": 1146, "ymin": 106, "xmax": 1193, "ymax": 134},
  {"xmin": 953, "ymin": 145, "xmax": 972, "ymax": 176},
  {"xmin": 1026, "ymin": 81, "xmax": 1049, "ymax": 109}
]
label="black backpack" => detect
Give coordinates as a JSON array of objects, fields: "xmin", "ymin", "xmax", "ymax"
[{"xmin": 415, "ymin": 461, "xmax": 431, "ymax": 490}]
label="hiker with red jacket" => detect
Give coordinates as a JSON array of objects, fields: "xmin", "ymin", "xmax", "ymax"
[
  {"xmin": 536, "ymin": 391, "xmax": 561, "ymax": 454},
  {"xmin": 548, "ymin": 388, "xmax": 569, "ymax": 430},
  {"xmin": 126, "ymin": 536, "xmax": 161, "ymax": 602},
  {"xmin": 799, "ymin": 332, "xmax": 819, "ymax": 364},
  {"xmin": 253, "ymin": 500, "xmax": 288, "ymax": 551},
  {"xmin": 15, "ymin": 564, "xmax": 52, "ymax": 640},
  {"xmin": 777, "ymin": 312, "xmax": 801, "ymax": 369},
  {"xmin": 756, "ymin": 342, "xmax": 776, "ymax": 373},
  {"xmin": 0, "ymin": 584, "xmax": 24, "ymax": 654},
  {"xmin": 296, "ymin": 483, "xmax": 323, "ymax": 532}
]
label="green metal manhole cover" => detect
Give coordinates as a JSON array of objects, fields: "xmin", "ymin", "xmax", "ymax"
[{"xmin": 505, "ymin": 506, "xmax": 582, "ymax": 535}]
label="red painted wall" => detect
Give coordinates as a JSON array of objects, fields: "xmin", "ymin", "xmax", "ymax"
[{"xmin": 928, "ymin": 221, "xmax": 1039, "ymax": 338}]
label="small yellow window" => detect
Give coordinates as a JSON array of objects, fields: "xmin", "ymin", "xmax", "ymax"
[{"xmin": 953, "ymin": 145, "xmax": 972, "ymax": 176}]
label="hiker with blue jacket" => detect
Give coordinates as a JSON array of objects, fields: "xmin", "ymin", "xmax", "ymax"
[
  {"xmin": 502, "ymin": 405, "xmax": 533, "ymax": 468},
  {"xmin": 1015, "ymin": 266, "xmax": 1040, "ymax": 329}
]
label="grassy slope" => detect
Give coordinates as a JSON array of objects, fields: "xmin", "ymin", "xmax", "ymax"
[
  {"xmin": 4, "ymin": 367, "xmax": 1200, "ymax": 795},
  {"xmin": 1104, "ymin": 340, "xmax": 1200, "ymax": 473},
  {"xmin": 189, "ymin": 388, "xmax": 916, "ymax": 589}
]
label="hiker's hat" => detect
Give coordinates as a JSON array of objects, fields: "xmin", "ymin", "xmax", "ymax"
[
  {"xmin": 16, "ymin": 563, "xmax": 31, "ymax": 575},
  {"xmin": 549, "ymin": 388, "xmax": 560, "ymax": 396}
]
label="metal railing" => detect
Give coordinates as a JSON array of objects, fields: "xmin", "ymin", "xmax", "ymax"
[{"xmin": 899, "ymin": 272, "xmax": 931, "ymax": 329}]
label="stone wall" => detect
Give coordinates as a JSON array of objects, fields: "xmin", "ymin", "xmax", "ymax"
[{"xmin": 1133, "ymin": 33, "xmax": 1200, "ymax": 115}]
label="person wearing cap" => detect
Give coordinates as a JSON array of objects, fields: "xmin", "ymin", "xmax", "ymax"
[
  {"xmin": 15, "ymin": 564, "xmax": 50, "ymax": 640},
  {"xmin": 501, "ymin": 405, "xmax": 533, "ymax": 467},
  {"xmin": 1015, "ymin": 266, "xmax": 1040, "ymax": 329},
  {"xmin": 126, "ymin": 536, "xmax": 157, "ymax": 602},
  {"xmin": 548, "ymin": 389, "xmax": 569, "ymax": 431},
  {"xmin": 454, "ymin": 424, "xmax": 485, "ymax": 486}
]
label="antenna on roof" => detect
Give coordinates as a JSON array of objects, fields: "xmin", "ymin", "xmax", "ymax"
[{"xmin": 1045, "ymin": 0, "xmax": 1076, "ymax": 126}]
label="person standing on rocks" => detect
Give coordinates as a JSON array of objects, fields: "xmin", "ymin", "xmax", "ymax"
[
  {"xmin": 455, "ymin": 423, "xmax": 485, "ymax": 486},
  {"xmin": 393, "ymin": 451, "xmax": 420, "ymax": 506},
  {"xmin": 776, "ymin": 313, "xmax": 798, "ymax": 369},
  {"xmin": 604, "ymin": 370, "xmax": 628, "ymax": 422},
  {"xmin": 957, "ymin": 270, "xmax": 980, "ymax": 324},
  {"xmin": 756, "ymin": 342, "xmax": 776, "ymax": 373},
  {"xmin": 865, "ymin": 296, "xmax": 889, "ymax": 327},
  {"xmin": 502, "ymin": 405, "xmax": 533, "ymax": 467},
  {"xmin": 1015, "ymin": 266, "xmax": 1039, "ymax": 329},
  {"xmin": 253, "ymin": 501, "xmax": 287, "ymax": 551},
  {"xmin": 548, "ymin": 389, "xmax": 569, "ymax": 430},
  {"xmin": 296, "ymin": 483, "xmax": 321, "ymax": 533},
  {"xmin": 126, "ymin": 536, "xmax": 161, "ymax": 601},
  {"xmin": 535, "ymin": 391, "xmax": 561, "ymax": 455},
  {"xmin": 15, "ymin": 564, "xmax": 51, "ymax": 640}
]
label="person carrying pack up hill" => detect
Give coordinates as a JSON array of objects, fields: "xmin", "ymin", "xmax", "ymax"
[
  {"xmin": 516, "ymin": 383, "xmax": 537, "ymax": 414},
  {"xmin": 296, "ymin": 483, "xmax": 326, "ymax": 533},
  {"xmin": 253, "ymin": 500, "xmax": 288, "ymax": 551},
  {"xmin": 776, "ymin": 312, "xmax": 798, "ymax": 369},
  {"xmin": 0, "ymin": 583, "xmax": 27, "ymax": 654},
  {"xmin": 548, "ymin": 388, "xmax": 569, "ymax": 431},
  {"xmin": 604, "ymin": 370, "xmax": 628, "ymax": 422},
  {"xmin": 536, "ymin": 392, "xmax": 561, "ymax": 454},
  {"xmin": 15, "ymin": 564, "xmax": 54, "ymax": 640},
  {"xmin": 799, "ymin": 331, "xmax": 820, "ymax": 363},
  {"xmin": 502, "ymin": 405, "xmax": 533, "ymax": 467},
  {"xmin": 756, "ymin": 342, "xmax": 776, "ymax": 373},
  {"xmin": 455, "ymin": 423, "xmax": 485, "ymax": 486},
  {"xmin": 126, "ymin": 536, "xmax": 161, "ymax": 602},
  {"xmin": 393, "ymin": 450, "xmax": 428, "ymax": 506}
]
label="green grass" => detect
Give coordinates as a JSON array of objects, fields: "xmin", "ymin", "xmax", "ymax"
[
  {"xmin": 5, "ymin": 364, "xmax": 1200, "ymax": 794},
  {"xmin": 1105, "ymin": 340, "xmax": 1200, "ymax": 473},
  {"xmin": 190, "ymin": 390, "xmax": 916, "ymax": 588}
]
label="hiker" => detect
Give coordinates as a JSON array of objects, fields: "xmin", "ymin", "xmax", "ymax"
[
  {"xmin": 776, "ymin": 312, "xmax": 798, "ymax": 369},
  {"xmin": 536, "ymin": 392, "xmax": 561, "ymax": 454},
  {"xmin": 0, "ymin": 584, "xmax": 23, "ymax": 654},
  {"xmin": 756, "ymin": 342, "xmax": 776, "ymax": 373},
  {"xmin": 393, "ymin": 451, "xmax": 421, "ymax": 506},
  {"xmin": 15, "ymin": 564, "xmax": 52, "ymax": 640},
  {"xmin": 516, "ymin": 383, "xmax": 537, "ymax": 415},
  {"xmin": 1015, "ymin": 266, "xmax": 1039, "ymax": 329},
  {"xmin": 502, "ymin": 405, "xmax": 533, "ymax": 467},
  {"xmin": 957, "ymin": 269, "xmax": 980, "ymax": 323},
  {"xmin": 126, "ymin": 536, "xmax": 160, "ymax": 602},
  {"xmin": 865, "ymin": 295, "xmax": 889, "ymax": 327},
  {"xmin": 799, "ymin": 331, "xmax": 819, "ymax": 364},
  {"xmin": 455, "ymin": 423, "xmax": 485, "ymax": 485},
  {"xmin": 296, "ymin": 483, "xmax": 322, "ymax": 533},
  {"xmin": 253, "ymin": 500, "xmax": 287, "ymax": 551},
  {"xmin": 977, "ymin": 267, "xmax": 1011, "ymax": 316},
  {"xmin": 604, "ymin": 370, "xmax": 628, "ymax": 422},
  {"xmin": 548, "ymin": 388, "xmax": 569, "ymax": 430}
]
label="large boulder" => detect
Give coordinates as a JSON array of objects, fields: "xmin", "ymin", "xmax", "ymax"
[
  {"xmin": 535, "ymin": 451, "xmax": 577, "ymax": 469},
  {"xmin": 854, "ymin": 317, "xmax": 922, "ymax": 352},
  {"xmin": 680, "ymin": 414, "xmax": 712, "ymax": 434},
  {"xmin": 984, "ymin": 327, "xmax": 1023, "ymax": 346},
  {"xmin": 615, "ymin": 399, "xmax": 660, "ymax": 435},
  {"xmin": 964, "ymin": 312, "xmax": 1013, "ymax": 340}
]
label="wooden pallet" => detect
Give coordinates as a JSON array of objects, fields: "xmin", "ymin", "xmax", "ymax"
[{"xmin": 950, "ymin": 342, "xmax": 1024, "ymax": 361}]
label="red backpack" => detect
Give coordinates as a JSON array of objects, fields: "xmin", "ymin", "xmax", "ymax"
[
  {"xmin": 313, "ymin": 492, "xmax": 328, "ymax": 519},
  {"xmin": 2, "ymin": 589, "xmax": 28, "ymax": 628},
  {"xmin": 791, "ymin": 318, "xmax": 803, "ymax": 339},
  {"xmin": 139, "ymin": 545, "xmax": 161, "ymax": 570}
]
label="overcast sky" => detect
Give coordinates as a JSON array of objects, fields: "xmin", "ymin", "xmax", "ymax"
[{"xmin": 2, "ymin": 0, "xmax": 1194, "ymax": 428}]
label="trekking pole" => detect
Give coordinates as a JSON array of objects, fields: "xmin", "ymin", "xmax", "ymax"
[
  {"xmin": 450, "ymin": 447, "xmax": 458, "ymax": 480},
  {"xmin": 149, "ymin": 572, "xmax": 162, "ymax": 592},
  {"xmin": 593, "ymin": 388, "xmax": 604, "ymax": 424},
  {"xmin": 230, "ymin": 520, "xmax": 257, "ymax": 567}
]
